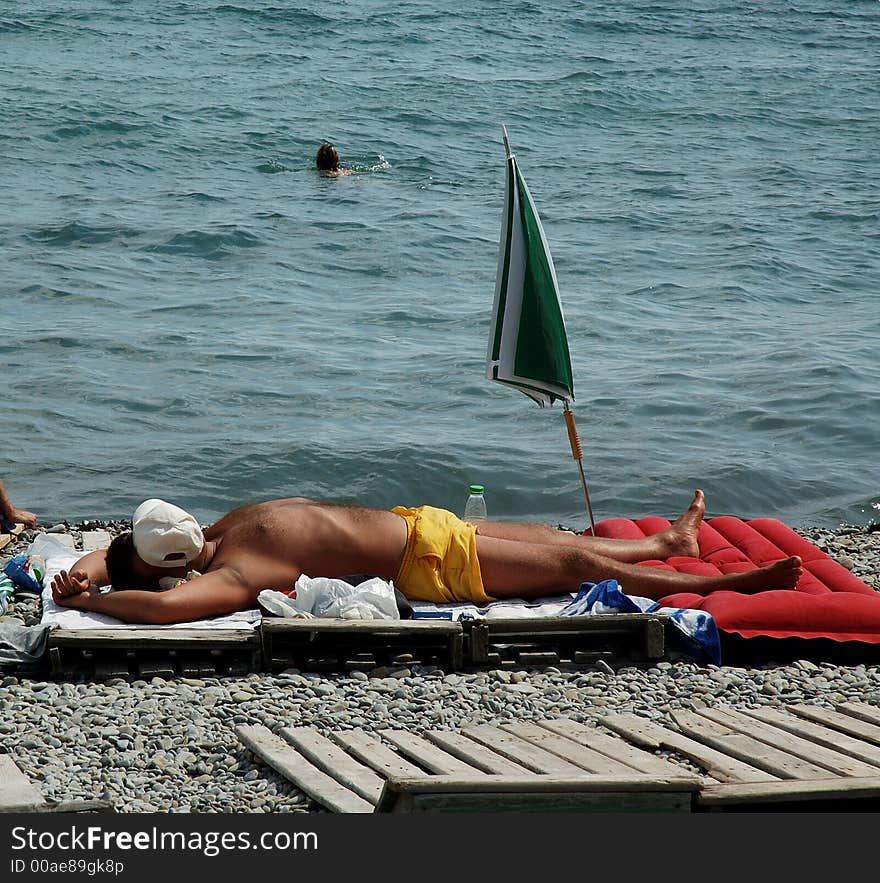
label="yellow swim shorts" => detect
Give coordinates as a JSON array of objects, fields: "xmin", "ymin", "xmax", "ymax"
[{"xmin": 391, "ymin": 505, "xmax": 495, "ymax": 605}]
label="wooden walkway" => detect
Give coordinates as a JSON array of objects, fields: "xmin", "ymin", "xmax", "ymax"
[
  {"xmin": 236, "ymin": 717, "xmax": 702, "ymax": 813},
  {"xmin": 0, "ymin": 757, "xmax": 113, "ymax": 814},
  {"xmin": 605, "ymin": 700, "xmax": 880, "ymax": 809},
  {"xmin": 237, "ymin": 701, "xmax": 880, "ymax": 812}
]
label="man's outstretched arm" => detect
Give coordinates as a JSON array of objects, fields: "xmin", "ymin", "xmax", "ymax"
[{"xmin": 52, "ymin": 571, "xmax": 256, "ymax": 625}]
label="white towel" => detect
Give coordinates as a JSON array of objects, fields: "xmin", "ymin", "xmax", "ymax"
[
  {"xmin": 30, "ymin": 533, "xmax": 260, "ymax": 631},
  {"xmin": 410, "ymin": 594, "xmax": 575, "ymax": 621}
]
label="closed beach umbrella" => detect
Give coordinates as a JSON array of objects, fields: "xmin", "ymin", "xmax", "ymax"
[
  {"xmin": 485, "ymin": 126, "xmax": 596, "ymax": 531},
  {"xmin": 486, "ymin": 127, "xmax": 574, "ymax": 406}
]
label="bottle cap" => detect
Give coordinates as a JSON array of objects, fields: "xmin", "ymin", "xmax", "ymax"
[{"xmin": 468, "ymin": 484, "xmax": 484, "ymax": 494}]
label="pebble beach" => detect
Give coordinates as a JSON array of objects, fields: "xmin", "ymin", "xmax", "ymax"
[{"xmin": 1, "ymin": 519, "xmax": 879, "ymax": 814}]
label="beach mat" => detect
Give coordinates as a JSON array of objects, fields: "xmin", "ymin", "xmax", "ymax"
[{"xmin": 586, "ymin": 516, "xmax": 880, "ymax": 646}]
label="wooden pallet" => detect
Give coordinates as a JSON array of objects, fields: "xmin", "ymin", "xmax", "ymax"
[
  {"xmin": 461, "ymin": 613, "xmax": 667, "ymax": 668},
  {"xmin": 0, "ymin": 756, "xmax": 113, "ymax": 813},
  {"xmin": 603, "ymin": 700, "xmax": 880, "ymax": 810},
  {"xmin": 0, "ymin": 522, "xmax": 25, "ymax": 553},
  {"xmin": 262, "ymin": 613, "xmax": 667, "ymax": 674},
  {"xmin": 261, "ymin": 619, "xmax": 465, "ymax": 673},
  {"xmin": 48, "ymin": 628, "xmax": 262, "ymax": 679},
  {"xmin": 42, "ymin": 612, "xmax": 668, "ymax": 680},
  {"xmin": 236, "ymin": 718, "xmax": 701, "ymax": 813}
]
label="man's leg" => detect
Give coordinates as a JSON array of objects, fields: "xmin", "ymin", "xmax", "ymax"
[
  {"xmin": 475, "ymin": 532, "xmax": 802, "ymax": 600},
  {"xmin": 475, "ymin": 490, "xmax": 706, "ymax": 564}
]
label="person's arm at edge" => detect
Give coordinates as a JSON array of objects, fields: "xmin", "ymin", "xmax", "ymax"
[
  {"xmin": 0, "ymin": 480, "xmax": 37, "ymax": 528},
  {"xmin": 52, "ymin": 570, "xmax": 255, "ymax": 625}
]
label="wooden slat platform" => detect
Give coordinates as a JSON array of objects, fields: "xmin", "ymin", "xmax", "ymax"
[
  {"xmin": 0, "ymin": 756, "xmax": 45, "ymax": 812},
  {"xmin": 261, "ymin": 618, "xmax": 465, "ymax": 673},
  {"xmin": 461, "ymin": 613, "xmax": 667, "ymax": 667},
  {"xmin": 281, "ymin": 727, "xmax": 388, "ymax": 802},
  {"xmin": 41, "ymin": 610, "xmax": 670, "ymax": 680},
  {"xmin": 238, "ymin": 703, "xmax": 880, "ymax": 813},
  {"xmin": 261, "ymin": 613, "xmax": 668, "ymax": 674},
  {"xmin": 605, "ymin": 701, "xmax": 880, "ymax": 810},
  {"xmin": 424, "ymin": 730, "xmax": 534, "ymax": 775},
  {"xmin": 0, "ymin": 522, "xmax": 27, "ymax": 554},
  {"xmin": 236, "ymin": 725, "xmax": 374, "ymax": 813},
  {"xmin": 374, "ymin": 774, "xmax": 698, "ymax": 813},
  {"xmin": 0, "ymin": 756, "xmax": 114, "ymax": 814},
  {"xmin": 236, "ymin": 718, "xmax": 701, "ymax": 813},
  {"xmin": 48, "ymin": 628, "xmax": 261, "ymax": 679}
]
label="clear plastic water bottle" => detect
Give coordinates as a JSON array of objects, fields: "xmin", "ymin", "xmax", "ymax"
[{"xmin": 463, "ymin": 484, "xmax": 488, "ymax": 522}]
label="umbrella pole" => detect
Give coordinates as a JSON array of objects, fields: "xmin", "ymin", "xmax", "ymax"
[
  {"xmin": 563, "ymin": 401, "xmax": 597, "ymax": 535},
  {"xmin": 501, "ymin": 124, "xmax": 512, "ymax": 159}
]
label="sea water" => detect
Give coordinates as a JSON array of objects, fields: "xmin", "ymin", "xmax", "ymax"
[{"xmin": 1, "ymin": 1, "xmax": 878, "ymax": 529}]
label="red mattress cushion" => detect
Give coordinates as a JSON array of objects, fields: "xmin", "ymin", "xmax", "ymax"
[{"xmin": 589, "ymin": 516, "xmax": 880, "ymax": 643}]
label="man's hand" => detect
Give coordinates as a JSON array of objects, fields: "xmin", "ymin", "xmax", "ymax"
[
  {"xmin": 51, "ymin": 569, "xmax": 93, "ymax": 606},
  {"xmin": 8, "ymin": 507, "xmax": 37, "ymax": 529}
]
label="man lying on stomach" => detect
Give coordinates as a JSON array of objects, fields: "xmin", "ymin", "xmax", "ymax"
[{"xmin": 50, "ymin": 492, "xmax": 802, "ymax": 625}]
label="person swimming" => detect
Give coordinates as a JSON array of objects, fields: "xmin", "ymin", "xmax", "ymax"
[{"xmin": 315, "ymin": 142, "xmax": 353, "ymax": 176}]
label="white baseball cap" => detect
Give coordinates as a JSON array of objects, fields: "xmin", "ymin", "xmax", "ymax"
[{"xmin": 132, "ymin": 499, "xmax": 205, "ymax": 568}]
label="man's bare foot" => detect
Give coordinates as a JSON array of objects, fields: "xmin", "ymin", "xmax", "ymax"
[
  {"xmin": 659, "ymin": 489, "xmax": 705, "ymax": 558},
  {"xmin": 720, "ymin": 556, "xmax": 803, "ymax": 594}
]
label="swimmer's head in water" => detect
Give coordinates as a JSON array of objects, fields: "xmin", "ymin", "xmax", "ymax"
[{"xmin": 316, "ymin": 142, "xmax": 340, "ymax": 172}]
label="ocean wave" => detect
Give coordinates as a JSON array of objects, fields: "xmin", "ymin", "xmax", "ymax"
[
  {"xmin": 213, "ymin": 4, "xmax": 333, "ymax": 26},
  {"xmin": 49, "ymin": 119, "xmax": 145, "ymax": 141},
  {"xmin": 0, "ymin": 17, "xmax": 36, "ymax": 32},
  {"xmin": 21, "ymin": 335, "xmax": 82, "ymax": 350},
  {"xmin": 256, "ymin": 160, "xmax": 292, "ymax": 173},
  {"xmin": 24, "ymin": 222, "xmax": 143, "ymax": 247},
  {"xmin": 807, "ymin": 209, "xmax": 879, "ymax": 224},
  {"xmin": 18, "ymin": 284, "xmax": 77, "ymax": 299},
  {"xmin": 144, "ymin": 228, "xmax": 263, "ymax": 259},
  {"xmin": 172, "ymin": 191, "xmax": 228, "ymax": 203}
]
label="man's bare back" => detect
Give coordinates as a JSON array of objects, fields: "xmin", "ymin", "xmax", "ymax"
[{"xmin": 203, "ymin": 498, "xmax": 409, "ymax": 591}]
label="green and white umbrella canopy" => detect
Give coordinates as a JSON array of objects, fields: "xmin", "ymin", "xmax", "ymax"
[
  {"xmin": 485, "ymin": 128, "xmax": 596, "ymax": 531},
  {"xmin": 486, "ymin": 134, "xmax": 574, "ymax": 407}
]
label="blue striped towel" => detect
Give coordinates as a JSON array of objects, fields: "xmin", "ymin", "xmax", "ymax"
[{"xmin": 561, "ymin": 579, "xmax": 721, "ymax": 664}]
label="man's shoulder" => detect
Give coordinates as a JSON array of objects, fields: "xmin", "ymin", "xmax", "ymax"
[{"xmin": 187, "ymin": 565, "xmax": 256, "ymax": 596}]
